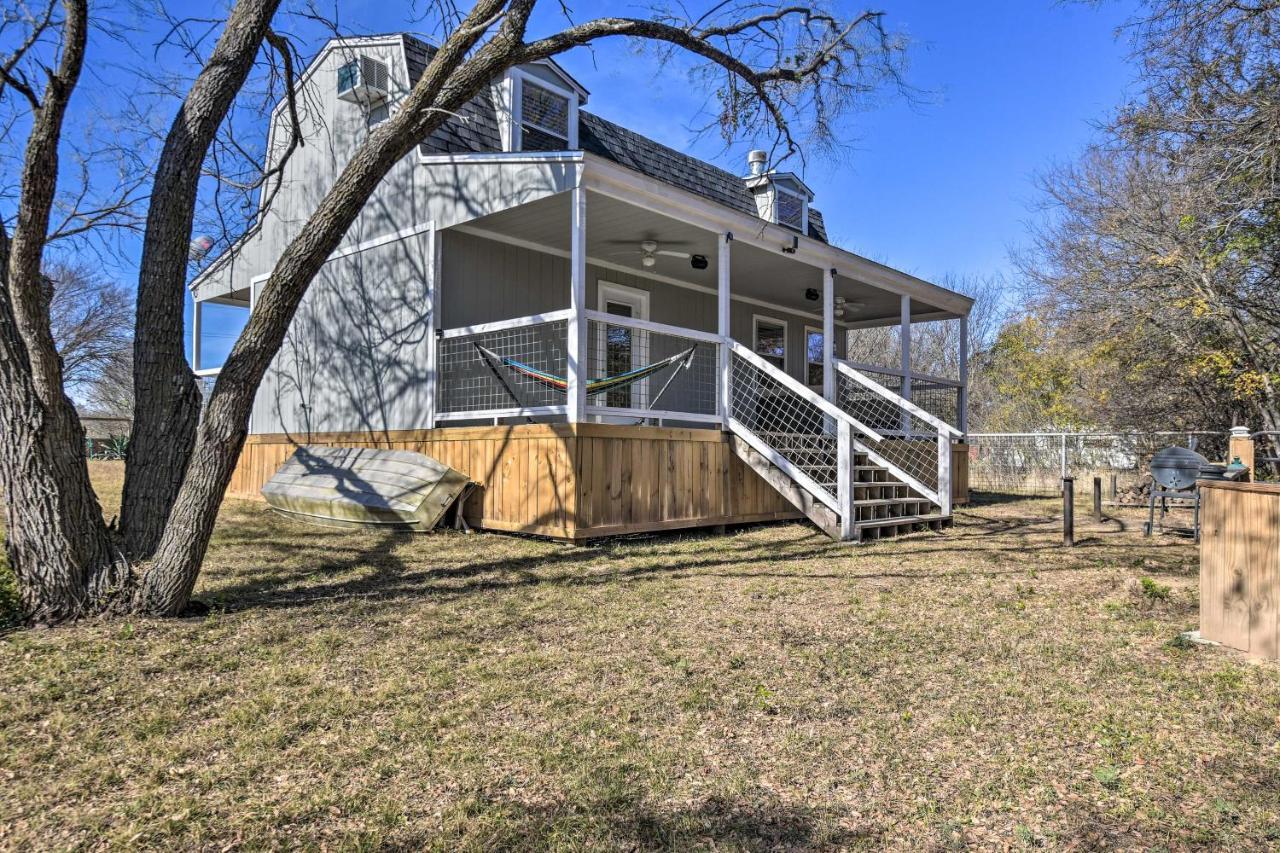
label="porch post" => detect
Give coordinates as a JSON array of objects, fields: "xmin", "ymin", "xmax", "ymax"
[
  {"xmin": 717, "ymin": 232, "xmax": 732, "ymax": 426},
  {"xmin": 424, "ymin": 224, "xmax": 439, "ymax": 429},
  {"xmin": 567, "ymin": 184, "xmax": 588, "ymax": 422},
  {"xmin": 822, "ymin": 268, "xmax": 836, "ymax": 403},
  {"xmin": 957, "ymin": 314, "xmax": 969, "ymax": 435},
  {"xmin": 191, "ymin": 299, "xmax": 202, "ymax": 372},
  {"xmin": 900, "ymin": 294, "xmax": 912, "ymax": 433}
]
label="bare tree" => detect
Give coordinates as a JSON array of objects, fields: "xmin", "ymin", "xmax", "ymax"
[
  {"xmin": 43, "ymin": 260, "xmax": 132, "ymax": 400},
  {"xmin": 2, "ymin": 0, "xmax": 910, "ymax": 623}
]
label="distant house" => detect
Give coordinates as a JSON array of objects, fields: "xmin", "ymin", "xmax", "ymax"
[
  {"xmin": 78, "ymin": 411, "xmax": 130, "ymax": 458},
  {"xmin": 191, "ymin": 33, "xmax": 970, "ymax": 542}
]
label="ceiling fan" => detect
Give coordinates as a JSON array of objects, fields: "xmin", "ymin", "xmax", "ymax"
[{"xmin": 605, "ymin": 239, "xmax": 705, "ymax": 269}]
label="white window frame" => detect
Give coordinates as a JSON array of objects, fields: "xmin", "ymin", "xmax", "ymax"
[
  {"xmin": 506, "ymin": 68, "xmax": 579, "ymax": 152},
  {"xmin": 597, "ymin": 281, "xmax": 651, "ymax": 412},
  {"xmin": 753, "ymin": 313, "xmax": 788, "ymax": 372},
  {"xmin": 773, "ymin": 184, "xmax": 808, "ymax": 233},
  {"xmin": 804, "ymin": 324, "xmax": 824, "ymax": 389}
]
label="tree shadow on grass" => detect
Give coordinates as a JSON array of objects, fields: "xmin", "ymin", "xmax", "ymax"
[{"xmin": 198, "ymin": 503, "xmax": 1196, "ymax": 618}]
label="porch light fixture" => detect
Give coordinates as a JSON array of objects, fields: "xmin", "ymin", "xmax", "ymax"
[
  {"xmin": 690, "ymin": 254, "xmax": 708, "ymax": 270},
  {"xmin": 804, "ymin": 287, "xmax": 820, "ymax": 302}
]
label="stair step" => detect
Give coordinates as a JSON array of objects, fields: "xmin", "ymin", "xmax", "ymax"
[
  {"xmin": 852, "ymin": 498, "xmax": 932, "ymax": 508},
  {"xmin": 857, "ymin": 513, "xmax": 946, "ymax": 530}
]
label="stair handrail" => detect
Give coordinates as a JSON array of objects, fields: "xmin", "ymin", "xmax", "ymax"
[
  {"xmin": 834, "ymin": 359, "xmax": 963, "ymax": 437},
  {"xmin": 727, "ymin": 340, "xmax": 884, "ymax": 442}
]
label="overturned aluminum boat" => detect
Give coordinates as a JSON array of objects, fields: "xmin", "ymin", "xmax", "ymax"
[{"xmin": 261, "ymin": 446, "xmax": 471, "ymax": 531}]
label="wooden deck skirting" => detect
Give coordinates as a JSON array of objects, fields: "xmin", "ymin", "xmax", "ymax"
[
  {"xmin": 228, "ymin": 424, "xmax": 801, "ymax": 541},
  {"xmin": 1199, "ymin": 479, "xmax": 1280, "ymax": 659}
]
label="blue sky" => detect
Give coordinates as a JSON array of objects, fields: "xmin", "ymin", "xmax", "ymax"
[
  {"xmin": 112, "ymin": 0, "xmax": 1141, "ymax": 364},
  {"xmin": 537, "ymin": 0, "xmax": 1141, "ymax": 285}
]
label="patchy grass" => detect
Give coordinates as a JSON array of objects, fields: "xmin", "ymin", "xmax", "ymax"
[{"xmin": 1, "ymin": 464, "xmax": 1278, "ymax": 849}]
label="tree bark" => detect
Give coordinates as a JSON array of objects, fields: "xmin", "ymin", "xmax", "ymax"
[
  {"xmin": 121, "ymin": 0, "xmax": 283, "ymax": 559},
  {"xmin": 0, "ymin": 0, "xmax": 128, "ymax": 623}
]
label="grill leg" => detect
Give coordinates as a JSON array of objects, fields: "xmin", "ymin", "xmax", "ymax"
[{"xmin": 1144, "ymin": 489, "xmax": 1156, "ymax": 537}]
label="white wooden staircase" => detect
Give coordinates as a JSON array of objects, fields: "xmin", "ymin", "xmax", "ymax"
[{"xmin": 724, "ymin": 342, "xmax": 961, "ymax": 542}]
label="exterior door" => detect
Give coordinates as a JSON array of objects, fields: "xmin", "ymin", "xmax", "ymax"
[{"xmin": 597, "ymin": 282, "xmax": 650, "ymax": 416}]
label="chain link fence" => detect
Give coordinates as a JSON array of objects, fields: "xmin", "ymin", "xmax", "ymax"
[{"xmin": 966, "ymin": 431, "xmax": 1229, "ymax": 497}]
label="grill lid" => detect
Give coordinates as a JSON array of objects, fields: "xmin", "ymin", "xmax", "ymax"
[{"xmin": 1149, "ymin": 446, "xmax": 1217, "ymax": 490}]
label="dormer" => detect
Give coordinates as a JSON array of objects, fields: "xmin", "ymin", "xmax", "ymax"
[
  {"xmin": 744, "ymin": 150, "xmax": 815, "ymax": 233},
  {"xmin": 493, "ymin": 60, "xmax": 589, "ymax": 152}
]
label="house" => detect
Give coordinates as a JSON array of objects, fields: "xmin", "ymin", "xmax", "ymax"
[
  {"xmin": 192, "ymin": 33, "xmax": 973, "ymax": 542},
  {"xmin": 78, "ymin": 410, "xmax": 130, "ymax": 458}
]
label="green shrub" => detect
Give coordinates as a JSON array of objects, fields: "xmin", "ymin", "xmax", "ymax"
[{"xmin": 1139, "ymin": 577, "xmax": 1170, "ymax": 600}]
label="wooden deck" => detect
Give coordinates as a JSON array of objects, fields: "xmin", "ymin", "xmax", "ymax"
[{"xmin": 229, "ymin": 424, "xmax": 802, "ymax": 541}]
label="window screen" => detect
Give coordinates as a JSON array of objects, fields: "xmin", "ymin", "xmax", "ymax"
[
  {"xmin": 520, "ymin": 80, "xmax": 569, "ymax": 150},
  {"xmin": 776, "ymin": 189, "xmax": 805, "ymax": 230}
]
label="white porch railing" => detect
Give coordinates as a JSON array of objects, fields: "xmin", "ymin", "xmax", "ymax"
[
  {"xmin": 433, "ymin": 311, "xmax": 961, "ymax": 535},
  {"xmin": 436, "ymin": 309, "xmax": 722, "ymax": 425},
  {"xmin": 436, "ymin": 310, "xmax": 572, "ymax": 421},
  {"xmin": 843, "ymin": 360, "xmax": 965, "ymax": 433},
  {"xmin": 583, "ymin": 310, "xmax": 721, "ymax": 425},
  {"xmin": 834, "ymin": 358, "xmax": 961, "ymax": 515}
]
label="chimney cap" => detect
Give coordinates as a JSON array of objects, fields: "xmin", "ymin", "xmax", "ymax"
[{"xmin": 747, "ymin": 149, "xmax": 768, "ymax": 176}]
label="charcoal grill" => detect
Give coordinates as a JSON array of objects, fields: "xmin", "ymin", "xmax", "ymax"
[{"xmin": 1143, "ymin": 446, "xmax": 1229, "ymax": 541}]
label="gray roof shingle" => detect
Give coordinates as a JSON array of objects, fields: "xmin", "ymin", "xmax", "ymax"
[{"xmin": 404, "ymin": 34, "xmax": 828, "ymax": 243}]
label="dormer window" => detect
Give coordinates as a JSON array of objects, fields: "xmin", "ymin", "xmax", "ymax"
[
  {"xmin": 775, "ymin": 186, "xmax": 806, "ymax": 231},
  {"xmin": 743, "ymin": 150, "xmax": 814, "ymax": 234},
  {"xmin": 495, "ymin": 64, "xmax": 586, "ymax": 153},
  {"xmin": 520, "ymin": 80, "xmax": 570, "ymax": 151}
]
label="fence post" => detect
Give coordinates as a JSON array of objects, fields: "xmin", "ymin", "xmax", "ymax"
[
  {"xmin": 1109, "ymin": 473, "xmax": 1117, "ymax": 500},
  {"xmin": 1063, "ymin": 477, "xmax": 1075, "ymax": 546},
  {"xmin": 1229, "ymin": 426, "xmax": 1254, "ymax": 480},
  {"xmin": 1059, "ymin": 433, "xmax": 1068, "ymax": 491},
  {"xmin": 1092, "ymin": 476, "xmax": 1102, "ymax": 522}
]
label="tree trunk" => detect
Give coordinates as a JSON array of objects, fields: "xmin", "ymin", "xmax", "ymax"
[
  {"xmin": 1, "ymin": 240, "xmax": 127, "ymax": 624},
  {"xmin": 135, "ymin": 4, "xmax": 520, "ymax": 613},
  {"xmin": 121, "ymin": 0, "xmax": 282, "ymax": 559}
]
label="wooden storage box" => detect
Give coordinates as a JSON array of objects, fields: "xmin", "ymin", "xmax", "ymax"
[{"xmin": 1199, "ymin": 480, "xmax": 1280, "ymax": 658}]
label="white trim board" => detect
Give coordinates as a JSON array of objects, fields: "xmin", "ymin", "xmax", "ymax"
[{"xmin": 449, "ymin": 223, "xmax": 856, "ymax": 330}]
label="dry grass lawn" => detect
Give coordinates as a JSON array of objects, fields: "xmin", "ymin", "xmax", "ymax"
[{"xmin": 1, "ymin": 461, "xmax": 1279, "ymax": 850}]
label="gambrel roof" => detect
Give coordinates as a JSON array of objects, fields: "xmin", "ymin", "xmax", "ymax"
[{"xmin": 404, "ymin": 34, "xmax": 829, "ymax": 243}]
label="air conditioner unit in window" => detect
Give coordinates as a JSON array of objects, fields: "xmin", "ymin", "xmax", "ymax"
[{"xmin": 337, "ymin": 55, "xmax": 389, "ymax": 104}]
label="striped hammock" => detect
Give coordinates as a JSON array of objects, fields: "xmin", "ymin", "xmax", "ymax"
[{"xmin": 474, "ymin": 343, "xmax": 696, "ymax": 395}]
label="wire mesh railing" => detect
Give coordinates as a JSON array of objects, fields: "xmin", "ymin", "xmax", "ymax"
[
  {"xmin": 729, "ymin": 344, "xmax": 840, "ymax": 503},
  {"xmin": 437, "ymin": 312, "xmax": 570, "ymax": 417},
  {"xmin": 835, "ymin": 376, "xmax": 940, "ymax": 496},
  {"xmin": 965, "ymin": 431, "xmax": 1229, "ymax": 496},
  {"xmin": 833, "ymin": 360, "xmax": 959, "ymax": 507},
  {"xmin": 842, "ymin": 362, "xmax": 962, "ymax": 429},
  {"xmin": 583, "ymin": 312, "xmax": 719, "ymax": 423}
]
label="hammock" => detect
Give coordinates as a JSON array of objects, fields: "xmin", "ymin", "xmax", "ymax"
[{"xmin": 474, "ymin": 343, "xmax": 697, "ymax": 397}]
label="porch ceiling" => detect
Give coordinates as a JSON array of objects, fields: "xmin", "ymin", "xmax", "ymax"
[{"xmin": 452, "ymin": 190, "xmax": 955, "ymax": 326}]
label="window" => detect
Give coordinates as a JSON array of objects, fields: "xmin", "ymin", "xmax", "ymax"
[
  {"xmin": 598, "ymin": 283, "xmax": 650, "ymax": 410},
  {"xmin": 519, "ymin": 79, "xmax": 570, "ymax": 151},
  {"xmin": 805, "ymin": 327, "xmax": 824, "ymax": 387},
  {"xmin": 776, "ymin": 187, "xmax": 806, "ymax": 231},
  {"xmin": 754, "ymin": 316, "xmax": 787, "ymax": 370}
]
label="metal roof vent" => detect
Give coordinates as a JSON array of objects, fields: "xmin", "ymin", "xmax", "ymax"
[
  {"xmin": 747, "ymin": 149, "xmax": 767, "ymax": 177},
  {"xmin": 337, "ymin": 55, "xmax": 389, "ymax": 104}
]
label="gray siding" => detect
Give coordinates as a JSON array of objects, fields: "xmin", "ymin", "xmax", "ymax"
[
  {"xmin": 252, "ymin": 232, "xmax": 433, "ymax": 435},
  {"xmin": 194, "ymin": 38, "xmax": 576, "ymax": 303}
]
